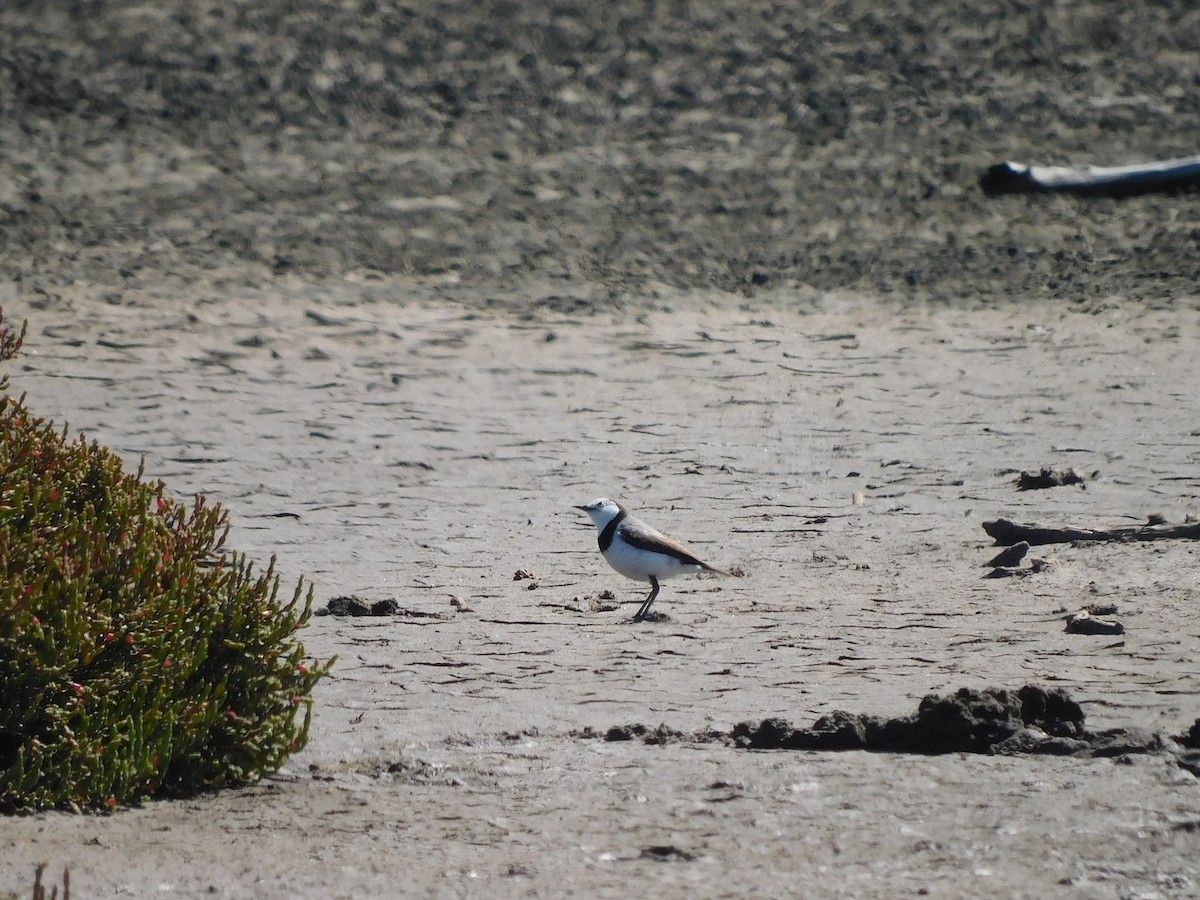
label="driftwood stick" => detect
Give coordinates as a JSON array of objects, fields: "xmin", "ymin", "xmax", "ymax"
[
  {"xmin": 983, "ymin": 518, "xmax": 1200, "ymax": 547},
  {"xmin": 980, "ymin": 154, "xmax": 1200, "ymax": 197}
]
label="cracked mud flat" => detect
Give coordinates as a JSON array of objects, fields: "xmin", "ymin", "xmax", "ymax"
[
  {"xmin": 4, "ymin": 295, "xmax": 1200, "ymax": 898},
  {"xmin": 3, "ymin": 1, "xmax": 1200, "ymax": 897}
]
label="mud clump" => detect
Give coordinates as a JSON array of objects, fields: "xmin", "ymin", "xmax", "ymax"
[
  {"xmin": 318, "ymin": 596, "xmax": 447, "ymax": 619},
  {"xmin": 597, "ymin": 686, "xmax": 1184, "ymax": 762},
  {"xmin": 732, "ymin": 686, "xmax": 1087, "ymax": 755},
  {"xmin": 318, "ymin": 595, "xmax": 393, "ymax": 616},
  {"xmin": 1016, "ymin": 468, "xmax": 1087, "ymax": 490},
  {"xmin": 603, "ymin": 723, "xmax": 722, "ymax": 745}
]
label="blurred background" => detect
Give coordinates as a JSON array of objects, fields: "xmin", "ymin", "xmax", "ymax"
[{"xmin": 2, "ymin": 0, "xmax": 1198, "ymax": 310}]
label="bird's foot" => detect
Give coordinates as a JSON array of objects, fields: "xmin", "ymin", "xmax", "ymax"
[{"xmin": 625, "ymin": 610, "xmax": 669, "ymax": 624}]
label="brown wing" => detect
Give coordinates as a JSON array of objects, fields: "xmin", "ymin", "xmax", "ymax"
[{"xmin": 620, "ymin": 517, "xmax": 721, "ymax": 571}]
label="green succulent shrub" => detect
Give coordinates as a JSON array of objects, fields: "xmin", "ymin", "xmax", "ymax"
[{"xmin": 0, "ymin": 309, "xmax": 332, "ymax": 812}]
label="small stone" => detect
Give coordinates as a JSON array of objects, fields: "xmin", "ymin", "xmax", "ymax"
[
  {"xmin": 1017, "ymin": 467, "xmax": 1085, "ymax": 490},
  {"xmin": 1065, "ymin": 612, "xmax": 1124, "ymax": 635},
  {"xmin": 319, "ymin": 595, "xmax": 373, "ymax": 616},
  {"xmin": 641, "ymin": 845, "xmax": 697, "ymax": 862},
  {"xmin": 984, "ymin": 541, "xmax": 1029, "ymax": 568}
]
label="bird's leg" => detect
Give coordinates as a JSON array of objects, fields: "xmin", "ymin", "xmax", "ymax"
[{"xmin": 634, "ymin": 576, "xmax": 660, "ymax": 621}]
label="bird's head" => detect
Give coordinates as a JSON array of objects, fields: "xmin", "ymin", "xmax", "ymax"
[{"xmin": 574, "ymin": 498, "xmax": 623, "ymax": 529}]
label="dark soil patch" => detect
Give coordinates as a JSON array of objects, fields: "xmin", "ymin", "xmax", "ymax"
[
  {"xmin": 317, "ymin": 596, "xmax": 447, "ymax": 619},
  {"xmin": 3, "ymin": 2, "xmax": 1199, "ymax": 311},
  {"xmin": 1016, "ymin": 468, "xmax": 1087, "ymax": 490},
  {"xmin": 589, "ymin": 686, "xmax": 1192, "ymax": 768}
]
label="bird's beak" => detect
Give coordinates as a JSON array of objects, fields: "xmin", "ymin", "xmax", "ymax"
[{"xmin": 573, "ymin": 505, "xmax": 589, "ymax": 511}]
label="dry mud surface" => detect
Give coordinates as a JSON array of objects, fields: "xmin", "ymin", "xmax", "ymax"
[
  {"xmin": 5, "ymin": 296, "xmax": 1200, "ymax": 899},
  {"xmin": 3, "ymin": 2, "xmax": 1200, "ymax": 898}
]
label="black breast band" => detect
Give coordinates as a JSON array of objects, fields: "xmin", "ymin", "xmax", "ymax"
[{"xmin": 598, "ymin": 509, "xmax": 627, "ymax": 552}]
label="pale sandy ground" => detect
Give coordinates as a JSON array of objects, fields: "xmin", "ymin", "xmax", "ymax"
[
  {"xmin": 1, "ymin": 280, "xmax": 1199, "ymax": 898},
  {"xmin": 5, "ymin": 3, "xmax": 1200, "ymax": 896}
]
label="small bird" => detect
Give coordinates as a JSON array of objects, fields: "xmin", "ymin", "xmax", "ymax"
[{"xmin": 575, "ymin": 498, "xmax": 727, "ymax": 621}]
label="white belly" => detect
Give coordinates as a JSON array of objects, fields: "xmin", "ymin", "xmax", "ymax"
[{"xmin": 602, "ymin": 538, "xmax": 703, "ymax": 582}]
